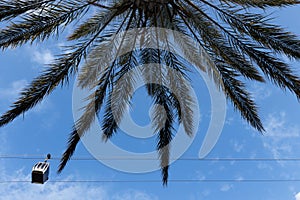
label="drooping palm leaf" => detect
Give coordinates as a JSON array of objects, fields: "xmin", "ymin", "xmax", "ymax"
[{"xmin": 0, "ymin": 0, "xmax": 300, "ymax": 185}]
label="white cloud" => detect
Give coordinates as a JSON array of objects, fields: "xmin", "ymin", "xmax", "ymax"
[
  {"xmin": 225, "ymin": 116, "xmax": 234, "ymax": 125},
  {"xmin": 0, "ymin": 174, "xmax": 109, "ymax": 200},
  {"xmin": 0, "ymin": 130, "xmax": 7, "ymax": 152},
  {"xmin": 235, "ymin": 176, "xmax": 244, "ymax": 181},
  {"xmin": 0, "ymin": 131, "xmax": 8, "ymax": 174},
  {"xmin": 220, "ymin": 184, "xmax": 233, "ymax": 192},
  {"xmin": 112, "ymin": 190, "xmax": 158, "ymax": 200},
  {"xmin": 0, "ymin": 133, "xmax": 157, "ymax": 200},
  {"xmin": 201, "ymin": 189, "xmax": 211, "ymax": 197},
  {"xmin": 295, "ymin": 192, "xmax": 300, "ymax": 200},
  {"xmin": 0, "ymin": 79, "xmax": 51, "ymax": 113},
  {"xmin": 230, "ymin": 139, "xmax": 244, "ymax": 153},
  {"xmin": 257, "ymin": 162, "xmax": 273, "ymax": 171},
  {"xmin": 262, "ymin": 112, "xmax": 300, "ymax": 160},
  {"xmin": 0, "ymin": 126, "xmax": 159, "ymax": 200},
  {"xmin": 250, "ymin": 83, "xmax": 272, "ymax": 101},
  {"xmin": 31, "ymin": 98, "xmax": 52, "ymax": 114},
  {"xmin": 0, "ymin": 167, "xmax": 159, "ymax": 200},
  {"xmin": 264, "ymin": 112, "xmax": 300, "ymax": 138},
  {"xmin": 31, "ymin": 49, "xmax": 54, "ymax": 65},
  {"xmin": 195, "ymin": 171, "xmax": 206, "ymax": 180},
  {"xmin": 0, "ymin": 79, "xmax": 27, "ymax": 100}
]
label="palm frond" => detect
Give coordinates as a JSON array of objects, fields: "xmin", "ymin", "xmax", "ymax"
[
  {"xmin": 220, "ymin": 0, "xmax": 300, "ymax": 8},
  {"xmin": 101, "ymin": 89, "xmax": 119, "ymax": 140},
  {"xmin": 58, "ymin": 97, "xmax": 96, "ymax": 173},
  {"xmin": 214, "ymin": 5, "xmax": 300, "ymax": 58},
  {"xmin": 166, "ymin": 66, "xmax": 195, "ymax": 136},
  {"xmin": 1, "ymin": 0, "xmax": 300, "ymax": 186},
  {"xmin": 68, "ymin": 0, "xmax": 131, "ymax": 41},
  {"xmin": 0, "ymin": 0, "xmax": 89, "ymax": 49},
  {"xmin": 0, "ymin": 48, "xmax": 82, "ymax": 127},
  {"xmin": 147, "ymin": 83, "xmax": 175, "ymax": 186},
  {"xmin": 57, "ymin": 129, "xmax": 80, "ymax": 173},
  {"xmin": 0, "ymin": 0, "xmax": 53, "ymax": 21},
  {"xmin": 180, "ymin": 0, "xmax": 265, "ymax": 82},
  {"xmin": 0, "ymin": 14, "xmax": 115, "ymax": 127},
  {"xmin": 58, "ymin": 68, "xmax": 110, "ymax": 171},
  {"xmin": 141, "ymin": 53, "xmax": 179, "ymax": 184},
  {"xmin": 192, "ymin": 1, "xmax": 300, "ymax": 96},
  {"xmin": 217, "ymin": 61, "xmax": 264, "ymax": 131}
]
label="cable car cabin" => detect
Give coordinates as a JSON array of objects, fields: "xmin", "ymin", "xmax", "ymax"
[{"xmin": 31, "ymin": 162, "xmax": 50, "ymax": 184}]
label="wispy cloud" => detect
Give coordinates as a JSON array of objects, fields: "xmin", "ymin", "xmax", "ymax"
[
  {"xmin": 0, "ymin": 134, "xmax": 102, "ymax": 200},
  {"xmin": 250, "ymin": 83, "xmax": 272, "ymax": 101},
  {"xmin": 0, "ymin": 167, "xmax": 158, "ymax": 200},
  {"xmin": 31, "ymin": 98, "xmax": 52, "ymax": 114},
  {"xmin": 230, "ymin": 139, "xmax": 244, "ymax": 153},
  {"xmin": 295, "ymin": 192, "xmax": 300, "ymax": 200},
  {"xmin": 0, "ymin": 79, "xmax": 27, "ymax": 100},
  {"xmin": 0, "ymin": 79, "xmax": 51, "ymax": 114},
  {"xmin": 264, "ymin": 112, "xmax": 300, "ymax": 138},
  {"xmin": 220, "ymin": 184, "xmax": 233, "ymax": 192},
  {"xmin": 31, "ymin": 49, "xmax": 54, "ymax": 65},
  {"xmin": 112, "ymin": 190, "xmax": 158, "ymax": 200},
  {"xmin": 0, "ymin": 131, "xmax": 8, "ymax": 174},
  {"xmin": 0, "ymin": 132, "xmax": 158, "ymax": 200},
  {"xmin": 0, "ymin": 173, "xmax": 109, "ymax": 200},
  {"xmin": 262, "ymin": 112, "xmax": 300, "ymax": 159}
]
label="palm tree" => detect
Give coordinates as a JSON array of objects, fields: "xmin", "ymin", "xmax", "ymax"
[{"xmin": 1, "ymin": 0, "xmax": 300, "ymax": 185}]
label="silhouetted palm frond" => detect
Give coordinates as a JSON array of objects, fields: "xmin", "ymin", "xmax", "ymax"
[{"xmin": 1, "ymin": 0, "xmax": 300, "ymax": 185}]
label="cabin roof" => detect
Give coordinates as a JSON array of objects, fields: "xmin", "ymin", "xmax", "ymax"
[{"xmin": 32, "ymin": 162, "xmax": 50, "ymax": 173}]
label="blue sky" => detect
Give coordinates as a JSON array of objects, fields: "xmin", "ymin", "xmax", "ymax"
[{"xmin": 1, "ymin": 5, "xmax": 300, "ymax": 200}]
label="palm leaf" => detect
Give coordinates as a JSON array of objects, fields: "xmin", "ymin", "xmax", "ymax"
[{"xmin": 1, "ymin": 0, "xmax": 300, "ymax": 185}]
